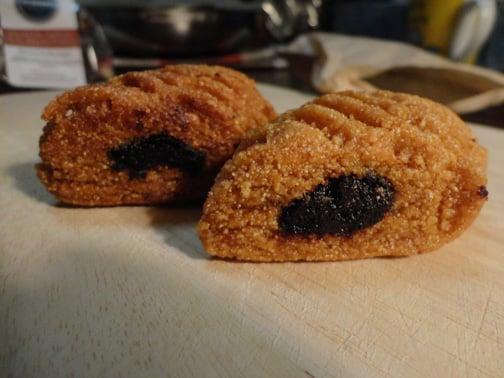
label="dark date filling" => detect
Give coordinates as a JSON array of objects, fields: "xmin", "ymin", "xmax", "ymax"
[
  {"xmin": 279, "ymin": 173, "xmax": 395, "ymax": 236},
  {"xmin": 108, "ymin": 133, "xmax": 205, "ymax": 179},
  {"xmin": 477, "ymin": 186, "xmax": 489, "ymax": 198}
]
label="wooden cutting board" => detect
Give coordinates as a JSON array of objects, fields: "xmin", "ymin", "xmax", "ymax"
[{"xmin": 1, "ymin": 85, "xmax": 503, "ymax": 378}]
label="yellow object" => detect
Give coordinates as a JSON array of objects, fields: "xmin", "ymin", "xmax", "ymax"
[{"xmin": 410, "ymin": 0, "xmax": 464, "ymax": 55}]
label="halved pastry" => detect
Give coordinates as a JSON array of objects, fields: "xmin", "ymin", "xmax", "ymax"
[
  {"xmin": 37, "ymin": 64, "xmax": 276, "ymax": 206},
  {"xmin": 198, "ymin": 90, "xmax": 488, "ymax": 262}
]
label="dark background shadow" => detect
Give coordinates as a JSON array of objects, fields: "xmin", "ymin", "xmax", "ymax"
[
  {"xmin": 7, "ymin": 162, "xmax": 55, "ymax": 205},
  {"xmin": 147, "ymin": 206, "xmax": 207, "ymax": 260},
  {"xmin": 7, "ymin": 161, "xmax": 208, "ymax": 260}
]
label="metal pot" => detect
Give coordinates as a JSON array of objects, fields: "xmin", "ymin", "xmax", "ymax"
[{"xmin": 80, "ymin": 0, "xmax": 320, "ymax": 57}]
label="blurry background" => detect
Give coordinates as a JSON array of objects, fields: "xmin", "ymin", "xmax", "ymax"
[
  {"xmin": 1, "ymin": 0, "xmax": 504, "ymax": 124},
  {"xmin": 79, "ymin": 0, "xmax": 504, "ymax": 72}
]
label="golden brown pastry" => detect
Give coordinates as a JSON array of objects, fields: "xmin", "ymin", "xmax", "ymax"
[
  {"xmin": 198, "ymin": 90, "xmax": 488, "ymax": 262},
  {"xmin": 37, "ymin": 65, "xmax": 276, "ymax": 206}
]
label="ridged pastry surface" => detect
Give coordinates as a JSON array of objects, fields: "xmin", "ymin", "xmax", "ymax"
[
  {"xmin": 198, "ymin": 90, "xmax": 488, "ymax": 262},
  {"xmin": 37, "ymin": 65, "xmax": 276, "ymax": 206}
]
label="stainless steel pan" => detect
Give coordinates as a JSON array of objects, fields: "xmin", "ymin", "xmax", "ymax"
[{"xmin": 81, "ymin": 0, "xmax": 320, "ymax": 57}]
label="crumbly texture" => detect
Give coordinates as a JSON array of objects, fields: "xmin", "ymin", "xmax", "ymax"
[
  {"xmin": 37, "ymin": 64, "xmax": 276, "ymax": 206},
  {"xmin": 198, "ymin": 90, "xmax": 488, "ymax": 262}
]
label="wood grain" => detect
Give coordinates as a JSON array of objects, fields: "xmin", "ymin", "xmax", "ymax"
[{"xmin": 1, "ymin": 85, "xmax": 503, "ymax": 378}]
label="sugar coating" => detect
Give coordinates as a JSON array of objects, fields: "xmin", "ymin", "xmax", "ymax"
[
  {"xmin": 37, "ymin": 64, "xmax": 276, "ymax": 206},
  {"xmin": 198, "ymin": 90, "xmax": 488, "ymax": 262}
]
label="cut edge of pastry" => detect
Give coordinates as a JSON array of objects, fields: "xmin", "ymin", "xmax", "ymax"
[
  {"xmin": 198, "ymin": 90, "xmax": 488, "ymax": 262},
  {"xmin": 37, "ymin": 65, "xmax": 276, "ymax": 206}
]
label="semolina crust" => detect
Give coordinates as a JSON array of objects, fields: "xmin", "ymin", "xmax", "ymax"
[
  {"xmin": 37, "ymin": 64, "xmax": 276, "ymax": 206},
  {"xmin": 198, "ymin": 90, "xmax": 488, "ymax": 262}
]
